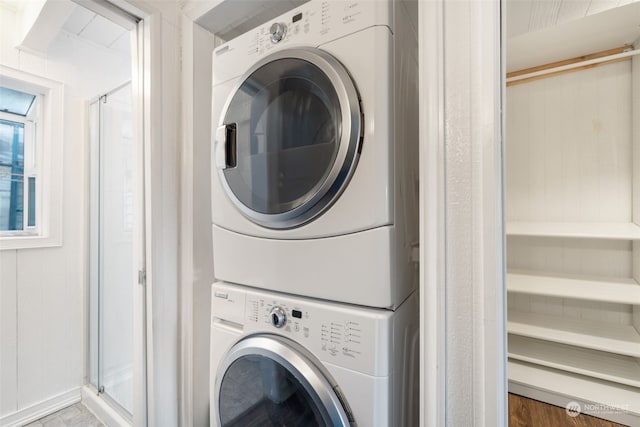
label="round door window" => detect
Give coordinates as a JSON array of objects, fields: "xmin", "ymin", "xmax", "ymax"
[
  {"xmin": 215, "ymin": 335, "xmax": 353, "ymax": 427},
  {"xmin": 218, "ymin": 355, "xmax": 329, "ymax": 426},
  {"xmin": 215, "ymin": 48, "xmax": 362, "ymax": 229}
]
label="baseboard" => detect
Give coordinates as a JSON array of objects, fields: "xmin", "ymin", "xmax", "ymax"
[
  {"xmin": 81, "ymin": 386, "xmax": 130, "ymax": 427},
  {"xmin": 0, "ymin": 388, "xmax": 81, "ymax": 427}
]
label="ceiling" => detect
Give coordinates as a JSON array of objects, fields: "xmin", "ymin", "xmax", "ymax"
[
  {"xmin": 11, "ymin": 0, "xmax": 635, "ymax": 74},
  {"xmin": 506, "ymin": 0, "xmax": 639, "ymax": 39},
  {"xmin": 506, "ymin": 0, "xmax": 640, "ymax": 72},
  {"xmin": 61, "ymin": 2, "xmax": 130, "ymax": 55}
]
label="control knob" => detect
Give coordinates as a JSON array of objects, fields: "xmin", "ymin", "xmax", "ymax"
[
  {"xmin": 269, "ymin": 306, "xmax": 287, "ymax": 328},
  {"xmin": 270, "ymin": 22, "xmax": 287, "ymax": 43}
]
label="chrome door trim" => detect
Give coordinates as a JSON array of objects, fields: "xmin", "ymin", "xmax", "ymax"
[
  {"xmin": 215, "ymin": 47, "xmax": 363, "ymax": 229},
  {"xmin": 214, "ymin": 334, "xmax": 353, "ymax": 426}
]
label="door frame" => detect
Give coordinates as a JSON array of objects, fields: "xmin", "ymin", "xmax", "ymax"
[
  {"xmin": 418, "ymin": 0, "xmax": 507, "ymax": 425},
  {"xmin": 80, "ymin": 0, "xmax": 182, "ymax": 425}
]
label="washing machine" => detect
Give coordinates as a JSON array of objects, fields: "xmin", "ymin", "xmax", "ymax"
[
  {"xmin": 211, "ymin": 0, "xmax": 419, "ymax": 309},
  {"xmin": 209, "ymin": 281, "xmax": 418, "ymax": 427}
]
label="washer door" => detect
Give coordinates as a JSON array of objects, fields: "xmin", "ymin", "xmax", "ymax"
[
  {"xmin": 214, "ymin": 47, "xmax": 362, "ymax": 229},
  {"xmin": 215, "ymin": 335, "xmax": 354, "ymax": 427}
]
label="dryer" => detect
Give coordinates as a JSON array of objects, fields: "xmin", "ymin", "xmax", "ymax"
[
  {"xmin": 209, "ymin": 281, "xmax": 419, "ymax": 427},
  {"xmin": 211, "ymin": 0, "xmax": 419, "ymax": 308}
]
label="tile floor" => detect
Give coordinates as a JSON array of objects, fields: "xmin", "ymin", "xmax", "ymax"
[{"xmin": 24, "ymin": 403, "xmax": 104, "ymax": 427}]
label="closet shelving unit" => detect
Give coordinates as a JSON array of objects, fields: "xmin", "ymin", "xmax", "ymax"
[{"xmin": 506, "ymin": 43, "xmax": 640, "ymax": 424}]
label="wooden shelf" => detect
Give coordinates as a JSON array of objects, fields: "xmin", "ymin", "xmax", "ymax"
[
  {"xmin": 506, "ymin": 221, "xmax": 640, "ymax": 240},
  {"xmin": 509, "ymin": 360, "xmax": 640, "ymax": 423},
  {"xmin": 509, "ymin": 335, "xmax": 640, "ymax": 388},
  {"xmin": 507, "ymin": 271, "xmax": 640, "ymax": 305},
  {"xmin": 508, "ymin": 311, "xmax": 640, "ymax": 358}
]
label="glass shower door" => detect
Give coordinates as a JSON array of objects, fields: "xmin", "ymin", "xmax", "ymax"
[{"xmin": 89, "ymin": 82, "xmax": 134, "ymax": 417}]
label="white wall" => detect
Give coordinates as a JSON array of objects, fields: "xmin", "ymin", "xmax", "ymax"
[
  {"xmin": 146, "ymin": 12, "xmax": 181, "ymax": 427},
  {"xmin": 0, "ymin": 3, "xmax": 130, "ymax": 424},
  {"xmin": 180, "ymin": 15, "xmax": 216, "ymax": 427}
]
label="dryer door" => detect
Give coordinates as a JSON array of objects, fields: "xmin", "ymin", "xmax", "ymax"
[
  {"xmin": 214, "ymin": 47, "xmax": 362, "ymax": 229},
  {"xmin": 214, "ymin": 335, "xmax": 354, "ymax": 427}
]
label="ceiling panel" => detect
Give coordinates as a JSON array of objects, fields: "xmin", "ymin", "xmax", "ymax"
[
  {"xmin": 63, "ymin": 4, "xmax": 95, "ymax": 35},
  {"xmin": 109, "ymin": 32, "xmax": 131, "ymax": 55},
  {"xmin": 507, "ymin": 0, "xmax": 534, "ymax": 39},
  {"xmin": 78, "ymin": 13, "xmax": 126, "ymax": 48},
  {"xmin": 587, "ymin": 0, "xmax": 624, "ymax": 15},
  {"xmin": 556, "ymin": 0, "xmax": 590, "ymax": 26},
  {"xmin": 527, "ymin": 0, "xmax": 562, "ymax": 33}
]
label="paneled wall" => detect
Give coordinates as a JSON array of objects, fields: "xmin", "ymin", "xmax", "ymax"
[
  {"xmin": 507, "ymin": 61, "xmax": 633, "ymax": 319},
  {"xmin": 507, "ymin": 62, "xmax": 632, "ymax": 224}
]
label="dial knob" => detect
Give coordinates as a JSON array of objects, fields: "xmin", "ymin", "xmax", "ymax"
[
  {"xmin": 270, "ymin": 22, "xmax": 287, "ymax": 43},
  {"xmin": 269, "ymin": 306, "xmax": 287, "ymax": 328}
]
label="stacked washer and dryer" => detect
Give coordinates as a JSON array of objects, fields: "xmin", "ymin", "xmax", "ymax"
[{"xmin": 209, "ymin": 0, "xmax": 419, "ymax": 425}]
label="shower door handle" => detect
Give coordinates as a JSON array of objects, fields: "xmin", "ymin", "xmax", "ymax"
[{"xmin": 215, "ymin": 123, "xmax": 237, "ymax": 170}]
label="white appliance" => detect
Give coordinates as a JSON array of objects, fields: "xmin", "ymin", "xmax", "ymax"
[
  {"xmin": 211, "ymin": 0, "xmax": 419, "ymax": 309},
  {"xmin": 209, "ymin": 282, "xmax": 419, "ymax": 427}
]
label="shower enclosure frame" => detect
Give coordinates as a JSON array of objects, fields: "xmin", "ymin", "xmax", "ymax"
[{"xmin": 88, "ymin": 80, "xmax": 136, "ymax": 423}]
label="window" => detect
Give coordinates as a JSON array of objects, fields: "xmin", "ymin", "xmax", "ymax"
[
  {"xmin": 0, "ymin": 87, "xmax": 38, "ymax": 232},
  {"xmin": 0, "ymin": 66, "xmax": 63, "ymax": 249}
]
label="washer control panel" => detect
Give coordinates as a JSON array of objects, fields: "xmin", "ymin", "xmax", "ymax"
[
  {"xmin": 211, "ymin": 282, "xmax": 393, "ymax": 377},
  {"xmin": 248, "ymin": 295, "xmax": 367, "ymax": 360}
]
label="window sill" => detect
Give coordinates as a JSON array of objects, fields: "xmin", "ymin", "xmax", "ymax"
[{"xmin": 0, "ymin": 233, "xmax": 62, "ymax": 250}]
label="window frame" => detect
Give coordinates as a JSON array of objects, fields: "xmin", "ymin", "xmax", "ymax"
[
  {"xmin": 0, "ymin": 104, "xmax": 38, "ymax": 234},
  {"xmin": 0, "ymin": 65, "xmax": 63, "ymax": 250}
]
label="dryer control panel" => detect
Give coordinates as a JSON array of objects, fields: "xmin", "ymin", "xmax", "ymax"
[
  {"xmin": 246, "ymin": 1, "xmax": 377, "ymax": 56},
  {"xmin": 212, "ymin": 0, "xmax": 392, "ymax": 85},
  {"xmin": 212, "ymin": 281, "xmax": 393, "ymax": 377}
]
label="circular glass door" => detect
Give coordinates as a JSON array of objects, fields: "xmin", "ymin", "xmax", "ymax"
[
  {"xmin": 214, "ymin": 47, "xmax": 362, "ymax": 229},
  {"xmin": 215, "ymin": 335, "xmax": 352, "ymax": 427}
]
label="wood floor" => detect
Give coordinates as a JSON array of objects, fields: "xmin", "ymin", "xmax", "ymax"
[{"xmin": 509, "ymin": 394, "xmax": 628, "ymax": 427}]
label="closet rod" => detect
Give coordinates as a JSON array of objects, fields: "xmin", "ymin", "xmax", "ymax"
[{"xmin": 506, "ymin": 47, "xmax": 639, "ymax": 85}]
